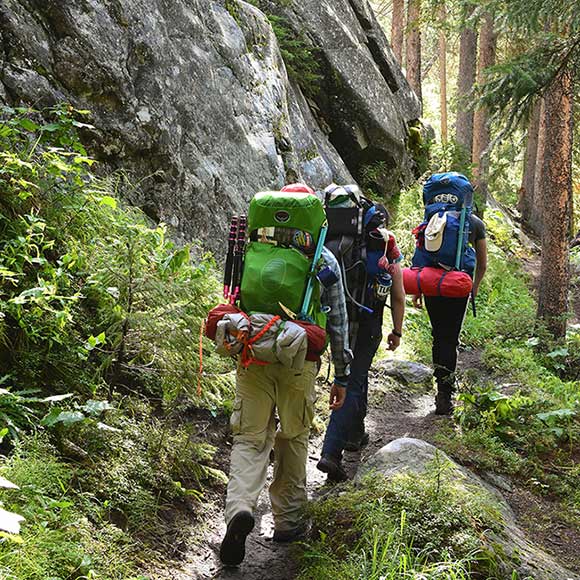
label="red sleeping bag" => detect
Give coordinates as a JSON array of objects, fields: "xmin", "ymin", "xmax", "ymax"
[{"xmin": 403, "ymin": 267, "xmax": 473, "ymax": 298}]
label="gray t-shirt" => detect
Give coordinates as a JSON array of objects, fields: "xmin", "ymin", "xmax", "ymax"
[{"xmin": 469, "ymin": 215, "xmax": 486, "ymax": 246}]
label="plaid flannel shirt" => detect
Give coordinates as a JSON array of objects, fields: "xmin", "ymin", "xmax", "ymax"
[{"xmin": 320, "ymin": 247, "xmax": 352, "ymax": 380}]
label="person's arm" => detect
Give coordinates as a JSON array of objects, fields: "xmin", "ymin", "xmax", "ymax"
[
  {"xmin": 387, "ymin": 263, "xmax": 405, "ymax": 350},
  {"xmin": 320, "ymin": 249, "xmax": 352, "ymax": 410},
  {"xmin": 473, "ymin": 238, "xmax": 487, "ymax": 297}
]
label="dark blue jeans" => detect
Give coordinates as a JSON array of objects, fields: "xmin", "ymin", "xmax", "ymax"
[{"xmin": 321, "ymin": 313, "xmax": 383, "ymax": 460}]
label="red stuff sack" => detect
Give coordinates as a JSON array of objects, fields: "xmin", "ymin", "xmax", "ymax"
[
  {"xmin": 205, "ymin": 304, "xmax": 247, "ymax": 340},
  {"xmin": 293, "ymin": 320, "xmax": 327, "ymax": 362},
  {"xmin": 403, "ymin": 266, "xmax": 473, "ymax": 298}
]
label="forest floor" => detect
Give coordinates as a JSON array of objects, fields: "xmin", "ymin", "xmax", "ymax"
[{"xmin": 154, "ymin": 350, "xmax": 580, "ymax": 580}]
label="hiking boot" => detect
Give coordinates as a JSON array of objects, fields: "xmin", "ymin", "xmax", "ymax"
[
  {"xmin": 435, "ymin": 392, "xmax": 453, "ymax": 415},
  {"xmin": 344, "ymin": 431, "xmax": 370, "ymax": 452},
  {"xmin": 219, "ymin": 510, "xmax": 255, "ymax": 567},
  {"xmin": 272, "ymin": 522, "xmax": 309, "ymax": 543},
  {"xmin": 316, "ymin": 455, "xmax": 348, "ymax": 482}
]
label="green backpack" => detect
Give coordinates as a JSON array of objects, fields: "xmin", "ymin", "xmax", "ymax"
[{"xmin": 240, "ymin": 191, "xmax": 328, "ymax": 329}]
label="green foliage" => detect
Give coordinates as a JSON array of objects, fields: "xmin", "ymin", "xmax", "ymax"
[
  {"xmin": 0, "ymin": 106, "xmax": 233, "ymax": 576},
  {"xmin": 408, "ymin": 122, "xmax": 433, "ymax": 177},
  {"xmin": 268, "ymin": 14, "xmax": 322, "ymax": 98},
  {"xmin": 0, "ymin": 436, "xmax": 139, "ymax": 579},
  {"xmin": 429, "ymin": 138, "xmax": 474, "ymax": 180},
  {"xmin": 300, "ymin": 464, "xmax": 504, "ymax": 579},
  {"xmin": 0, "ymin": 105, "xmax": 233, "ymax": 410}
]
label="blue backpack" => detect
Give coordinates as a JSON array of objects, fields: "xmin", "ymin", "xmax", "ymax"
[{"xmin": 411, "ymin": 172, "xmax": 476, "ymax": 275}]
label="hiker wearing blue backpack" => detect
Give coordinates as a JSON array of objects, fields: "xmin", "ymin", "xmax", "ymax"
[
  {"xmin": 316, "ymin": 184, "xmax": 406, "ymax": 482},
  {"xmin": 405, "ymin": 173, "xmax": 487, "ymax": 414}
]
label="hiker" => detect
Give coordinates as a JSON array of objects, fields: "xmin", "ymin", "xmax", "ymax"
[
  {"xmin": 217, "ymin": 184, "xmax": 352, "ymax": 567},
  {"xmin": 408, "ymin": 173, "xmax": 487, "ymax": 414},
  {"xmin": 316, "ymin": 184, "xmax": 405, "ymax": 482}
]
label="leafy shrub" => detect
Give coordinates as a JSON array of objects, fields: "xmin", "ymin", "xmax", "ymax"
[
  {"xmin": 0, "ymin": 105, "xmax": 233, "ymax": 411},
  {"xmin": 0, "ymin": 106, "xmax": 233, "ymax": 576},
  {"xmin": 301, "ymin": 463, "xmax": 503, "ymax": 579},
  {"xmin": 267, "ymin": 13, "xmax": 322, "ymax": 98}
]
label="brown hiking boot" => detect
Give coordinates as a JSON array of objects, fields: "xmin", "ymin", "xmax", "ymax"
[{"xmin": 219, "ymin": 510, "xmax": 255, "ymax": 567}]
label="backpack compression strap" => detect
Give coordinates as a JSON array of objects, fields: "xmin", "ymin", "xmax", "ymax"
[
  {"xmin": 299, "ymin": 223, "xmax": 328, "ymax": 321},
  {"xmin": 455, "ymin": 203, "xmax": 467, "ymax": 270}
]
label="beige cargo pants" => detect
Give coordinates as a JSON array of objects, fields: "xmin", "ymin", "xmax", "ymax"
[{"xmin": 224, "ymin": 360, "xmax": 317, "ymax": 532}]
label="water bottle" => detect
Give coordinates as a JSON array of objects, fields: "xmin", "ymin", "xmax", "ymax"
[{"xmin": 373, "ymin": 272, "xmax": 392, "ymax": 302}]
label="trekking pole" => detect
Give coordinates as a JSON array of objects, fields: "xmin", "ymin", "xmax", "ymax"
[
  {"xmin": 299, "ymin": 224, "xmax": 328, "ymax": 319},
  {"xmin": 224, "ymin": 216, "xmax": 238, "ymax": 300},
  {"xmin": 230, "ymin": 215, "xmax": 247, "ymax": 304},
  {"xmin": 471, "ymin": 290, "xmax": 477, "ymax": 317}
]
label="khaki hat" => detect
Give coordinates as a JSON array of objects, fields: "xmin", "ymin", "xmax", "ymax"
[{"xmin": 425, "ymin": 213, "xmax": 447, "ymax": 252}]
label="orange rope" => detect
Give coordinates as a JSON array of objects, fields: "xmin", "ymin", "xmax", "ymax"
[{"xmin": 240, "ymin": 315, "xmax": 281, "ymax": 368}]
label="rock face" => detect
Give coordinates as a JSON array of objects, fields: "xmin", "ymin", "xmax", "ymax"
[
  {"xmin": 0, "ymin": 0, "xmax": 419, "ymax": 251},
  {"xmin": 374, "ymin": 359, "xmax": 433, "ymax": 385},
  {"xmin": 360, "ymin": 438, "xmax": 580, "ymax": 580}
]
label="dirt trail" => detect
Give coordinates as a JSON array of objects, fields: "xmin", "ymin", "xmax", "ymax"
[{"xmin": 176, "ymin": 365, "xmax": 441, "ymax": 580}]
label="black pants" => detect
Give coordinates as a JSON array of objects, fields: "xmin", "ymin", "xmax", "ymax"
[{"xmin": 424, "ymin": 296, "xmax": 469, "ymax": 394}]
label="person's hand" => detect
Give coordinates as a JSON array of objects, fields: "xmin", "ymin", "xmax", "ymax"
[
  {"xmin": 329, "ymin": 383, "xmax": 347, "ymax": 410},
  {"xmin": 412, "ymin": 294, "xmax": 423, "ymax": 309},
  {"xmin": 387, "ymin": 333, "xmax": 401, "ymax": 351}
]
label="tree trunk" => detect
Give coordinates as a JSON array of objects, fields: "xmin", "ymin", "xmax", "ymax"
[
  {"xmin": 537, "ymin": 68, "xmax": 574, "ymax": 339},
  {"xmin": 472, "ymin": 13, "xmax": 496, "ymax": 207},
  {"xmin": 439, "ymin": 3, "xmax": 448, "ymax": 143},
  {"xmin": 391, "ymin": 0, "xmax": 405, "ymax": 65},
  {"xmin": 406, "ymin": 0, "xmax": 422, "ymax": 102},
  {"xmin": 531, "ymin": 98, "xmax": 547, "ymax": 236},
  {"xmin": 455, "ymin": 5, "xmax": 477, "ymax": 156},
  {"xmin": 518, "ymin": 100, "xmax": 542, "ymax": 228}
]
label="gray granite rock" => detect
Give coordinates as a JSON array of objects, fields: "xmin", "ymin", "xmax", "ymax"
[
  {"xmin": 374, "ymin": 359, "xmax": 434, "ymax": 385},
  {"xmin": 359, "ymin": 438, "xmax": 579, "ymax": 580},
  {"xmin": 0, "ymin": 0, "xmax": 417, "ymax": 251}
]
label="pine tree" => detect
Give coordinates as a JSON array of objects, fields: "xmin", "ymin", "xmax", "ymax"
[
  {"xmin": 472, "ymin": 12, "xmax": 497, "ymax": 206},
  {"xmin": 455, "ymin": 4, "xmax": 477, "ymax": 155},
  {"xmin": 439, "ymin": 2, "xmax": 448, "ymax": 143},
  {"xmin": 391, "ymin": 0, "xmax": 405, "ymax": 64},
  {"xmin": 531, "ymin": 98, "xmax": 547, "ymax": 236},
  {"xmin": 406, "ymin": 0, "xmax": 422, "ymax": 102},
  {"xmin": 537, "ymin": 68, "xmax": 574, "ymax": 338},
  {"xmin": 518, "ymin": 100, "xmax": 542, "ymax": 229}
]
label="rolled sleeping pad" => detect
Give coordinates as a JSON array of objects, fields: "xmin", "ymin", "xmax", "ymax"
[{"xmin": 403, "ymin": 266, "xmax": 473, "ymax": 298}]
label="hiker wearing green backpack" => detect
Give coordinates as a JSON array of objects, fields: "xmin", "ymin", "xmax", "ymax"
[
  {"xmin": 316, "ymin": 184, "xmax": 406, "ymax": 482},
  {"xmin": 214, "ymin": 184, "xmax": 352, "ymax": 567},
  {"xmin": 404, "ymin": 173, "xmax": 487, "ymax": 414}
]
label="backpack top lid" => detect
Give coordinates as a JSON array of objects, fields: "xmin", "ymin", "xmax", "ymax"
[
  {"xmin": 248, "ymin": 191, "xmax": 326, "ymax": 243},
  {"xmin": 423, "ymin": 172, "xmax": 474, "ymax": 209}
]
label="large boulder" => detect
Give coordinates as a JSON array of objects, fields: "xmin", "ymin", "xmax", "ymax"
[
  {"xmin": 0, "ymin": 0, "xmax": 417, "ymax": 251},
  {"xmin": 260, "ymin": 0, "xmax": 421, "ymax": 195},
  {"xmin": 360, "ymin": 438, "xmax": 579, "ymax": 580}
]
